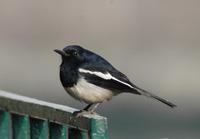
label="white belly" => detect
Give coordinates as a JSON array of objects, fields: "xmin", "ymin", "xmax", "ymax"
[{"xmin": 65, "ymin": 78, "xmax": 114, "ymax": 103}]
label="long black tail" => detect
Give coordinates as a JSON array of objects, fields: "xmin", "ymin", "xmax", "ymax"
[{"xmin": 131, "ymin": 86, "xmax": 176, "ymax": 108}]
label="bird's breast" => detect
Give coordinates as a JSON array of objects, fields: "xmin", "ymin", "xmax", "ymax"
[
  {"xmin": 60, "ymin": 66, "xmax": 78, "ymax": 87},
  {"xmin": 65, "ymin": 78, "xmax": 114, "ymax": 104}
]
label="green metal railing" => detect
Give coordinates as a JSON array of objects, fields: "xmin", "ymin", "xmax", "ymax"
[{"xmin": 0, "ymin": 90, "xmax": 108, "ymax": 139}]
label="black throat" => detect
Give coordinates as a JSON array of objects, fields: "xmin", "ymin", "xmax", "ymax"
[{"xmin": 59, "ymin": 59, "xmax": 80, "ymax": 88}]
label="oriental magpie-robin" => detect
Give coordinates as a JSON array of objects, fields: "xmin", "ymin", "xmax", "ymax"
[{"xmin": 54, "ymin": 45, "xmax": 176, "ymax": 116}]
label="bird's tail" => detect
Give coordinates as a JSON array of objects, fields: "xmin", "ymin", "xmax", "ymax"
[{"xmin": 131, "ymin": 86, "xmax": 176, "ymax": 108}]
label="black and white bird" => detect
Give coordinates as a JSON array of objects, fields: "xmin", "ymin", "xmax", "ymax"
[{"xmin": 54, "ymin": 45, "xmax": 176, "ymax": 116}]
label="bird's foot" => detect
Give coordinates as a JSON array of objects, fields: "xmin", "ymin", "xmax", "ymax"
[{"xmin": 72, "ymin": 110, "xmax": 97, "ymax": 118}]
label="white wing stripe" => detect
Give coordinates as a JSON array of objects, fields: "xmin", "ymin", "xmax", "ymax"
[
  {"xmin": 79, "ymin": 68, "xmax": 134, "ymax": 89},
  {"xmin": 110, "ymin": 75, "xmax": 134, "ymax": 89}
]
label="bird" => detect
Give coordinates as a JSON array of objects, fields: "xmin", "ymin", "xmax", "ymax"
[{"xmin": 54, "ymin": 45, "xmax": 176, "ymax": 116}]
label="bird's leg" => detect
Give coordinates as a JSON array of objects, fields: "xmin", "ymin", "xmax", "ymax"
[
  {"xmin": 72, "ymin": 103, "xmax": 93, "ymax": 117},
  {"xmin": 89, "ymin": 103, "xmax": 100, "ymax": 113},
  {"xmin": 73, "ymin": 103, "xmax": 100, "ymax": 117},
  {"xmin": 83, "ymin": 103, "xmax": 93, "ymax": 111}
]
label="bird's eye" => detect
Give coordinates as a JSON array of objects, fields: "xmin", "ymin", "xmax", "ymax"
[{"xmin": 73, "ymin": 51, "xmax": 78, "ymax": 56}]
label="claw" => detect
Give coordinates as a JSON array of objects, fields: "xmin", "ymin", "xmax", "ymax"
[{"xmin": 72, "ymin": 110, "xmax": 98, "ymax": 118}]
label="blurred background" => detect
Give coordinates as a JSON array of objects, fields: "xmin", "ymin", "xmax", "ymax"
[{"xmin": 0, "ymin": 0, "xmax": 200, "ymax": 139}]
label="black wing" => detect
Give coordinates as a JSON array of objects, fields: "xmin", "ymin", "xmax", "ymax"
[{"xmin": 78, "ymin": 65, "xmax": 140, "ymax": 95}]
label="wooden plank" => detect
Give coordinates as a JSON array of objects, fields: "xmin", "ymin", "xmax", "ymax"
[
  {"xmin": 0, "ymin": 90, "xmax": 91, "ymax": 131},
  {"xmin": 89, "ymin": 117, "xmax": 108, "ymax": 139},
  {"xmin": 30, "ymin": 118, "xmax": 49, "ymax": 139},
  {"xmin": 0, "ymin": 90, "xmax": 108, "ymax": 139},
  {"xmin": 0, "ymin": 111, "xmax": 11, "ymax": 139},
  {"xmin": 50, "ymin": 122, "xmax": 68, "ymax": 139},
  {"xmin": 12, "ymin": 114, "xmax": 30, "ymax": 139}
]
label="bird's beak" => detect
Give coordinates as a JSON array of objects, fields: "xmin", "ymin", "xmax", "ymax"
[{"xmin": 54, "ymin": 49, "xmax": 69, "ymax": 57}]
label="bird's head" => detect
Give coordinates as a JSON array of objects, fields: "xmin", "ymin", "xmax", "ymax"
[{"xmin": 54, "ymin": 45, "xmax": 85, "ymax": 64}]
